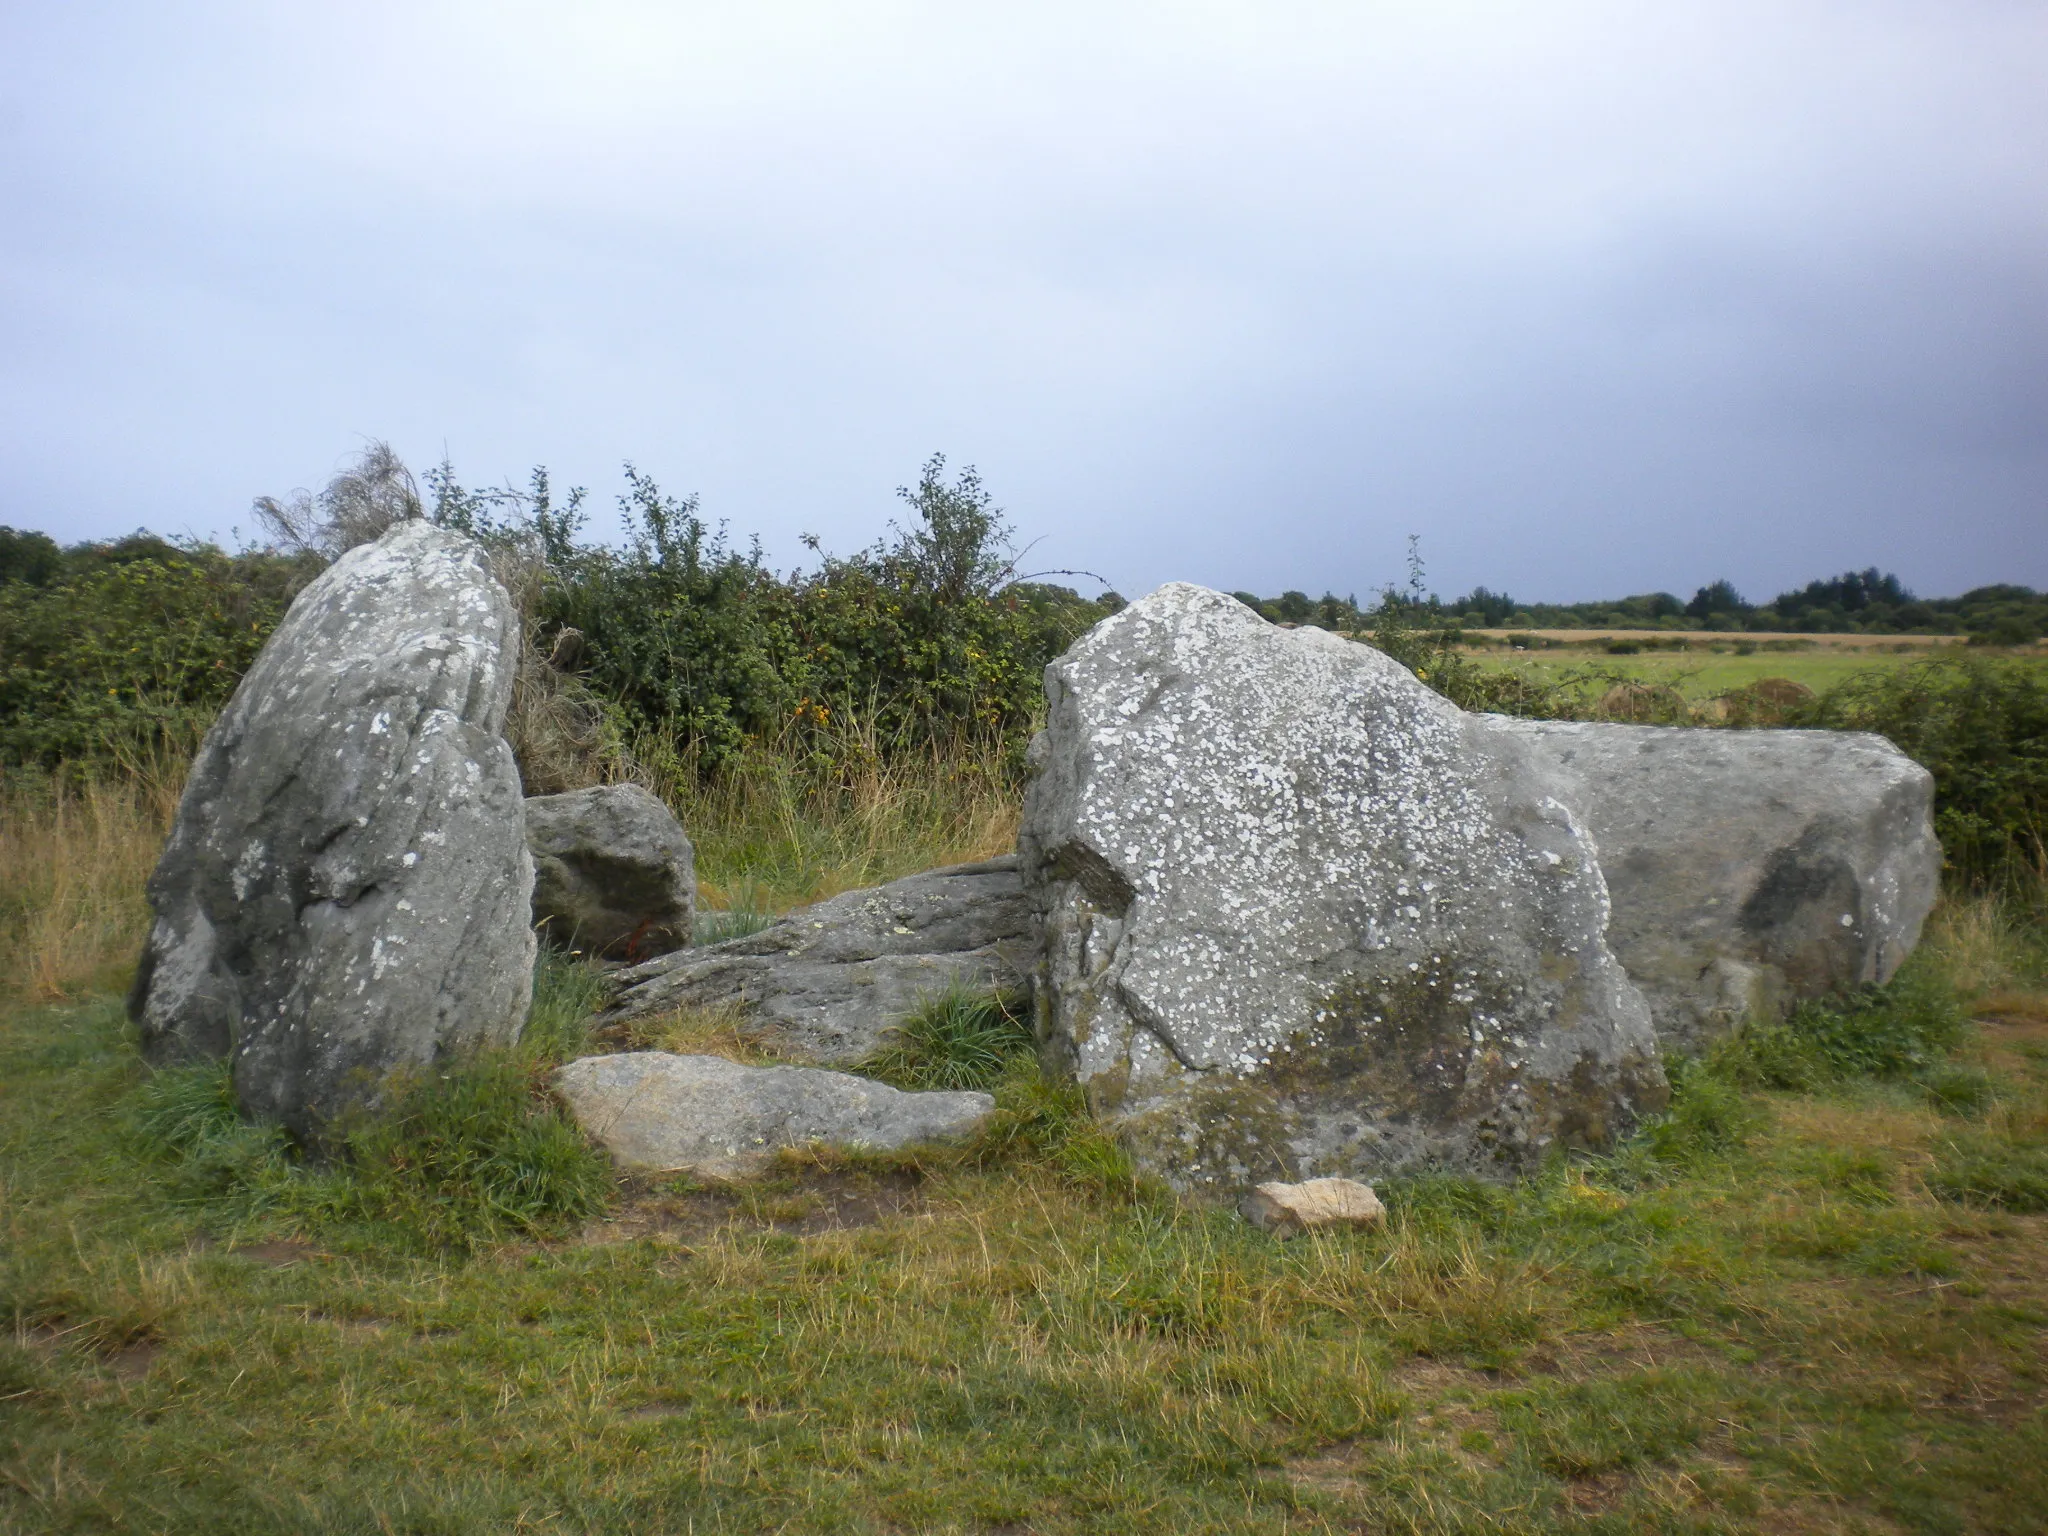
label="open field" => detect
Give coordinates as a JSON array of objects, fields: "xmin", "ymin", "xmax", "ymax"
[
  {"xmin": 5, "ymin": 753, "xmax": 2048, "ymax": 1533},
  {"xmin": 1462, "ymin": 631, "xmax": 1976, "ymax": 650},
  {"xmin": 1463, "ymin": 642, "xmax": 2048, "ymax": 705}
]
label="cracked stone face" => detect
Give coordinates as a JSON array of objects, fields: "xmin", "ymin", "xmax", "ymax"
[
  {"xmin": 130, "ymin": 520, "xmax": 535, "ymax": 1144},
  {"xmin": 1017, "ymin": 583, "xmax": 1667, "ymax": 1195}
]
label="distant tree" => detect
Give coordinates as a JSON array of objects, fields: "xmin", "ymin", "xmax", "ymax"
[
  {"xmin": 1773, "ymin": 568, "xmax": 1910, "ymax": 618},
  {"xmin": 1450, "ymin": 585, "xmax": 1517, "ymax": 626},
  {"xmin": 1685, "ymin": 579, "xmax": 1748, "ymax": 619},
  {"xmin": 0, "ymin": 527, "xmax": 62, "ymax": 586}
]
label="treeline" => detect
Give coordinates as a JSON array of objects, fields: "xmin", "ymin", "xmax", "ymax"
[
  {"xmin": 1236, "ymin": 568, "xmax": 2047, "ymax": 643},
  {"xmin": 0, "ymin": 450, "xmax": 1118, "ymax": 773}
]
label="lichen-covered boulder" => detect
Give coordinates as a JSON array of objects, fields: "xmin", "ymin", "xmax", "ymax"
[
  {"xmin": 1496, "ymin": 720, "xmax": 1940, "ymax": 1053},
  {"xmin": 130, "ymin": 520, "xmax": 534, "ymax": 1143},
  {"xmin": 1019, "ymin": 583, "xmax": 1666, "ymax": 1195},
  {"xmin": 554, "ymin": 1053, "xmax": 995, "ymax": 1177},
  {"xmin": 526, "ymin": 784, "xmax": 695, "ymax": 959},
  {"xmin": 603, "ymin": 856, "xmax": 1035, "ymax": 1064}
]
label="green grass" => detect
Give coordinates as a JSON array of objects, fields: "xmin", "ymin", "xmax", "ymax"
[
  {"xmin": 1466, "ymin": 645, "xmax": 2032, "ymax": 703},
  {"xmin": 7, "ymin": 912, "xmax": 2048, "ymax": 1532}
]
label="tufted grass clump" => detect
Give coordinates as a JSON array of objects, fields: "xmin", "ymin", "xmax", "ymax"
[
  {"xmin": 124, "ymin": 951, "xmax": 616, "ymax": 1253},
  {"xmin": 859, "ymin": 983, "xmax": 1033, "ymax": 1092},
  {"xmin": 324, "ymin": 1052, "xmax": 610, "ymax": 1251}
]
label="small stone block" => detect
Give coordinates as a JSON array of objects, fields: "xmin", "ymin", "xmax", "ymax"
[{"xmin": 1240, "ymin": 1177, "xmax": 1387, "ymax": 1237}]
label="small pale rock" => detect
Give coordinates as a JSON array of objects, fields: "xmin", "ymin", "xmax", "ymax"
[
  {"xmin": 525, "ymin": 783, "xmax": 695, "ymax": 959},
  {"xmin": 553, "ymin": 1052, "xmax": 996, "ymax": 1177},
  {"xmin": 603, "ymin": 857, "xmax": 1035, "ymax": 1064},
  {"xmin": 1241, "ymin": 1177, "xmax": 1387, "ymax": 1236}
]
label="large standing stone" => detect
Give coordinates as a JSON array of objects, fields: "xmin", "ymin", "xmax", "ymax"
[
  {"xmin": 554, "ymin": 1053, "xmax": 995, "ymax": 1177},
  {"xmin": 1495, "ymin": 721, "xmax": 1940, "ymax": 1053},
  {"xmin": 604, "ymin": 857, "xmax": 1035, "ymax": 1064},
  {"xmin": 526, "ymin": 784, "xmax": 695, "ymax": 959},
  {"xmin": 1019, "ymin": 584, "xmax": 1666, "ymax": 1195},
  {"xmin": 130, "ymin": 520, "xmax": 535, "ymax": 1143}
]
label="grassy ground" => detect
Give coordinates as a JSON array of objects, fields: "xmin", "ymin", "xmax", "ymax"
[
  {"xmin": 5, "ymin": 761, "xmax": 2048, "ymax": 1533},
  {"xmin": 1465, "ymin": 645, "xmax": 2048, "ymax": 708}
]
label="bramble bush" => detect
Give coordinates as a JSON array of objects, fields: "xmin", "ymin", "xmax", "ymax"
[
  {"xmin": 1799, "ymin": 653, "xmax": 2048, "ymax": 888},
  {"xmin": 0, "ymin": 537, "xmax": 315, "ymax": 766}
]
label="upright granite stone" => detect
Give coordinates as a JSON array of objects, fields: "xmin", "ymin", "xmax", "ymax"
[
  {"xmin": 526, "ymin": 784, "xmax": 695, "ymax": 960},
  {"xmin": 1019, "ymin": 583, "xmax": 1666, "ymax": 1195},
  {"xmin": 1495, "ymin": 721, "xmax": 1940, "ymax": 1053},
  {"xmin": 604, "ymin": 857, "xmax": 1034, "ymax": 1064},
  {"xmin": 130, "ymin": 520, "xmax": 535, "ymax": 1142}
]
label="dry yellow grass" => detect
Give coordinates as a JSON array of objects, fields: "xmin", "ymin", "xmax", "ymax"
[
  {"xmin": 0, "ymin": 766, "xmax": 179, "ymax": 1003},
  {"xmin": 643, "ymin": 723, "xmax": 1023, "ymax": 913}
]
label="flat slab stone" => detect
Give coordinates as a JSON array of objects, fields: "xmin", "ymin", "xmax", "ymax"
[
  {"xmin": 602, "ymin": 857, "xmax": 1035, "ymax": 1064},
  {"xmin": 1497, "ymin": 721, "xmax": 1941, "ymax": 1052},
  {"xmin": 554, "ymin": 1052, "xmax": 995, "ymax": 1177},
  {"xmin": 1019, "ymin": 583, "xmax": 1667, "ymax": 1195}
]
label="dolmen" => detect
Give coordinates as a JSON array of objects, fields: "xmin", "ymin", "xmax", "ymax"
[
  {"xmin": 130, "ymin": 521, "xmax": 534, "ymax": 1144},
  {"xmin": 131, "ymin": 533, "xmax": 1942, "ymax": 1200}
]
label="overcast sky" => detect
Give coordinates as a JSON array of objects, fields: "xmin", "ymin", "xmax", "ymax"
[{"xmin": 2, "ymin": 2, "xmax": 2043, "ymax": 603}]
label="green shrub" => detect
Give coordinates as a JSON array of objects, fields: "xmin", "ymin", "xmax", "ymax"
[
  {"xmin": 1804, "ymin": 653, "xmax": 2048, "ymax": 887},
  {"xmin": 0, "ymin": 542, "xmax": 311, "ymax": 766}
]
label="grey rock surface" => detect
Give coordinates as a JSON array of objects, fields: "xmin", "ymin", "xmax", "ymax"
[
  {"xmin": 1496, "ymin": 720, "xmax": 1940, "ymax": 1053},
  {"xmin": 554, "ymin": 1052, "xmax": 995, "ymax": 1177},
  {"xmin": 525, "ymin": 784, "xmax": 695, "ymax": 959},
  {"xmin": 1019, "ymin": 583, "xmax": 1667, "ymax": 1195},
  {"xmin": 603, "ymin": 857, "xmax": 1035, "ymax": 1064},
  {"xmin": 130, "ymin": 520, "xmax": 535, "ymax": 1142}
]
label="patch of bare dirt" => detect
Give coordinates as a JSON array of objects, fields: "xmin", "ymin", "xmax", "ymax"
[
  {"xmin": 579, "ymin": 1168, "xmax": 927, "ymax": 1247},
  {"xmin": 1531, "ymin": 1322, "xmax": 1731, "ymax": 1381},
  {"xmin": 230, "ymin": 1238, "xmax": 325, "ymax": 1268},
  {"xmin": 105, "ymin": 1340, "xmax": 159, "ymax": 1382}
]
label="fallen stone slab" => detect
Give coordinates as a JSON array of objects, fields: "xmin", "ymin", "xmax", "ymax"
[
  {"xmin": 131, "ymin": 520, "xmax": 534, "ymax": 1143},
  {"xmin": 526, "ymin": 783, "xmax": 695, "ymax": 960},
  {"xmin": 553, "ymin": 1052, "xmax": 996, "ymax": 1177},
  {"xmin": 1020, "ymin": 583, "xmax": 1667, "ymax": 1196},
  {"xmin": 602, "ymin": 856, "xmax": 1036, "ymax": 1064},
  {"xmin": 1240, "ymin": 1177, "xmax": 1387, "ymax": 1237},
  {"xmin": 1497, "ymin": 720, "xmax": 1940, "ymax": 1053}
]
